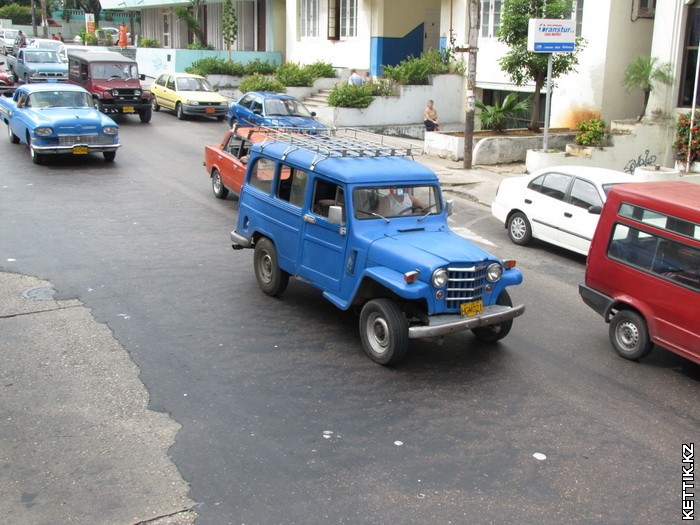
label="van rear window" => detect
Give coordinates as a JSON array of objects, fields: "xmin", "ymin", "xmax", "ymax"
[
  {"xmin": 608, "ymin": 223, "xmax": 700, "ymax": 291},
  {"xmin": 618, "ymin": 202, "xmax": 700, "ymax": 240}
]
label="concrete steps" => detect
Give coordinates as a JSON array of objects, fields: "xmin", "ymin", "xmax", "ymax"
[{"xmin": 303, "ymin": 89, "xmax": 332, "ymax": 111}]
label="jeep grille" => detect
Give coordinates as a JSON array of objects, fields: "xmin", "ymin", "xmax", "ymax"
[
  {"xmin": 445, "ymin": 265, "xmax": 486, "ymax": 308},
  {"xmin": 111, "ymin": 89, "xmax": 140, "ymax": 102}
]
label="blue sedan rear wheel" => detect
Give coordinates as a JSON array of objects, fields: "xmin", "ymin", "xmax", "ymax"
[{"xmin": 7, "ymin": 123, "xmax": 19, "ymax": 144}]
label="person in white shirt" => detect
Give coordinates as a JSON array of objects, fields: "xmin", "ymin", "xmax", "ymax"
[{"xmin": 348, "ymin": 69, "xmax": 363, "ymax": 86}]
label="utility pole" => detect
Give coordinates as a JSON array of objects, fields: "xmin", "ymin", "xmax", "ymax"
[
  {"xmin": 463, "ymin": 0, "xmax": 480, "ymax": 169},
  {"xmin": 39, "ymin": 0, "xmax": 48, "ymax": 38}
]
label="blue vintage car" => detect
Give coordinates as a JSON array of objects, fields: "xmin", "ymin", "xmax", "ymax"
[
  {"xmin": 227, "ymin": 91, "xmax": 326, "ymax": 131},
  {"xmin": 0, "ymin": 83, "xmax": 120, "ymax": 164}
]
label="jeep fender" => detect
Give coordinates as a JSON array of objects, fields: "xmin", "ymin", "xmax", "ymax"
[{"xmin": 323, "ymin": 266, "xmax": 431, "ymax": 311}]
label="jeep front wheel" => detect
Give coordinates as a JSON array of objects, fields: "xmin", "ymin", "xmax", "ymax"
[
  {"xmin": 359, "ymin": 299, "xmax": 408, "ymax": 365},
  {"xmin": 254, "ymin": 237, "xmax": 289, "ymax": 296},
  {"xmin": 139, "ymin": 107, "xmax": 152, "ymax": 123},
  {"xmin": 472, "ymin": 289, "xmax": 513, "ymax": 342}
]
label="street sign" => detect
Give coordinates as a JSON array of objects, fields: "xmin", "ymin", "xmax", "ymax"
[{"xmin": 527, "ymin": 19, "xmax": 576, "ymax": 53}]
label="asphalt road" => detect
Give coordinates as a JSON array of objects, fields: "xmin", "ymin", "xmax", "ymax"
[{"xmin": 1, "ymin": 111, "xmax": 698, "ymax": 524}]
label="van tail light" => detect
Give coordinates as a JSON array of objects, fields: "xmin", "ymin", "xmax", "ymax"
[{"xmin": 503, "ymin": 259, "xmax": 516, "ymax": 269}]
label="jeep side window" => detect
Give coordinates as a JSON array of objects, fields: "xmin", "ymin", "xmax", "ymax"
[
  {"xmin": 249, "ymin": 157, "xmax": 275, "ymax": 193},
  {"xmin": 312, "ymin": 180, "xmax": 344, "ymax": 219},
  {"xmin": 276, "ymin": 167, "xmax": 309, "ymax": 208}
]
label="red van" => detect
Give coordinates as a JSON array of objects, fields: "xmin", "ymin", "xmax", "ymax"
[{"xmin": 579, "ymin": 181, "xmax": 700, "ymax": 364}]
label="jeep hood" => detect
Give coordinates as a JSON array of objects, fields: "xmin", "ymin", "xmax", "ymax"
[{"xmin": 367, "ymin": 230, "xmax": 496, "ymax": 271}]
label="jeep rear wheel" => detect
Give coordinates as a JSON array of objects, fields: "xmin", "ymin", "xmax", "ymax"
[
  {"xmin": 472, "ymin": 289, "xmax": 513, "ymax": 342},
  {"xmin": 359, "ymin": 299, "xmax": 408, "ymax": 365},
  {"xmin": 609, "ymin": 310, "xmax": 653, "ymax": 360},
  {"xmin": 254, "ymin": 237, "xmax": 289, "ymax": 296},
  {"xmin": 211, "ymin": 169, "xmax": 229, "ymax": 199}
]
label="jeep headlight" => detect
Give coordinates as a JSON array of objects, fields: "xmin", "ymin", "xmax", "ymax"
[
  {"xmin": 431, "ymin": 268, "xmax": 448, "ymax": 288},
  {"xmin": 486, "ymin": 263, "xmax": 502, "ymax": 282},
  {"xmin": 134, "ymin": 89, "xmax": 141, "ymax": 96},
  {"xmin": 187, "ymin": 100, "xmax": 200, "ymax": 105},
  {"xmin": 35, "ymin": 127, "xmax": 52, "ymax": 137},
  {"xmin": 103, "ymin": 126, "xmax": 118, "ymax": 135}
]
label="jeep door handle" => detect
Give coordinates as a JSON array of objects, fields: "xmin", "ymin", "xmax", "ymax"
[
  {"xmin": 304, "ymin": 214, "xmax": 317, "ymax": 224},
  {"xmin": 524, "ymin": 199, "xmax": 532, "ymax": 204},
  {"xmin": 564, "ymin": 212, "xmax": 572, "ymax": 218}
]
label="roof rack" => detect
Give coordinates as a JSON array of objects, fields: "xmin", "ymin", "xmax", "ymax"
[{"xmin": 238, "ymin": 126, "xmax": 423, "ymax": 170}]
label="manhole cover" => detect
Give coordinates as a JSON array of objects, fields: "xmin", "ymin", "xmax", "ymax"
[{"xmin": 22, "ymin": 286, "xmax": 57, "ymax": 301}]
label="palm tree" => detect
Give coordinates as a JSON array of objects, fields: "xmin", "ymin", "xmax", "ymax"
[
  {"xmin": 622, "ymin": 56, "xmax": 674, "ymax": 121},
  {"xmin": 476, "ymin": 93, "xmax": 531, "ymax": 133}
]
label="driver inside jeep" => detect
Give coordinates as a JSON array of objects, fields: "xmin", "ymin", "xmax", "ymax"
[{"xmin": 377, "ymin": 187, "xmax": 428, "ymax": 217}]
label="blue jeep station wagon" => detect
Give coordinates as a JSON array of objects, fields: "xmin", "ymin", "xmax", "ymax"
[{"xmin": 230, "ymin": 128, "xmax": 525, "ymax": 364}]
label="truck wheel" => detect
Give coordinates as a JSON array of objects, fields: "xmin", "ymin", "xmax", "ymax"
[
  {"xmin": 211, "ymin": 169, "xmax": 229, "ymax": 199},
  {"xmin": 472, "ymin": 289, "xmax": 513, "ymax": 342},
  {"xmin": 359, "ymin": 299, "xmax": 408, "ymax": 365},
  {"xmin": 103, "ymin": 151, "xmax": 116, "ymax": 162},
  {"xmin": 176, "ymin": 102, "xmax": 185, "ymax": 120},
  {"xmin": 609, "ymin": 310, "xmax": 653, "ymax": 360},
  {"xmin": 151, "ymin": 95, "xmax": 160, "ymax": 112},
  {"xmin": 507, "ymin": 212, "xmax": 532, "ymax": 246},
  {"xmin": 7, "ymin": 124, "xmax": 19, "ymax": 144},
  {"xmin": 139, "ymin": 107, "xmax": 152, "ymax": 123},
  {"xmin": 254, "ymin": 237, "xmax": 289, "ymax": 296},
  {"xmin": 29, "ymin": 137, "xmax": 43, "ymax": 165}
]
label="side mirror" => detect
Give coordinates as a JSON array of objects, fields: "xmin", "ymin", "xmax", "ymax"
[
  {"xmin": 311, "ymin": 111, "xmax": 317, "ymax": 117},
  {"xmin": 445, "ymin": 199, "xmax": 454, "ymax": 217},
  {"xmin": 328, "ymin": 205, "xmax": 344, "ymax": 225},
  {"xmin": 81, "ymin": 72, "xmax": 87, "ymax": 80},
  {"xmin": 253, "ymin": 108, "xmax": 262, "ymax": 115},
  {"xmin": 588, "ymin": 205, "xmax": 602, "ymax": 215},
  {"xmin": 139, "ymin": 74, "xmax": 145, "ymax": 80}
]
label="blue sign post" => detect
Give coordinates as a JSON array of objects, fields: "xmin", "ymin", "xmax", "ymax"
[{"xmin": 527, "ymin": 19, "xmax": 576, "ymax": 150}]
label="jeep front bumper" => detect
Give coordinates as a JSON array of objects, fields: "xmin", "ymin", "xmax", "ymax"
[{"xmin": 408, "ymin": 303, "xmax": 526, "ymax": 338}]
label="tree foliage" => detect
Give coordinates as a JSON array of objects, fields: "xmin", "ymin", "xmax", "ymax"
[
  {"xmin": 498, "ymin": 0, "xmax": 584, "ymax": 131},
  {"xmin": 622, "ymin": 55, "xmax": 674, "ymax": 121},
  {"xmin": 221, "ymin": 0, "xmax": 238, "ymax": 62},
  {"xmin": 63, "ymin": 0, "xmax": 103, "ymax": 27},
  {"xmin": 476, "ymin": 93, "xmax": 531, "ymax": 132},
  {"xmin": 175, "ymin": 0, "xmax": 207, "ymax": 48}
]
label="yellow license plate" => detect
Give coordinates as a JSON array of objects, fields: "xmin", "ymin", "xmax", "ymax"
[
  {"xmin": 460, "ymin": 300, "xmax": 483, "ymax": 317},
  {"xmin": 123, "ymin": 107, "xmax": 134, "ymax": 113},
  {"xmin": 73, "ymin": 146, "xmax": 88, "ymax": 155},
  {"xmin": 205, "ymin": 108, "xmax": 215, "ymax": 114}
]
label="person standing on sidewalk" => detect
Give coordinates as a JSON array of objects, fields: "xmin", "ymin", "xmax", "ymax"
[{"xmin": 118, "ymin": 22, "xmax": 128, "ymax": 48}]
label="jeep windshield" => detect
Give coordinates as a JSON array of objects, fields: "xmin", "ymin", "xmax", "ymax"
[
  {"xmin": 353, "ymin": 185, "xmax": 442, "ymax": 220},
  {"xmin": 91, "ymin": 63, "xmax": 139, "ymax": 80}
]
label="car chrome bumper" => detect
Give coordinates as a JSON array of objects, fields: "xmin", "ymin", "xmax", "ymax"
[
  {"xmin": 408, "ymin": 303, "xmax": 526, "ymax": 339},
  {"xmin": 33, "ymin": 144, "xmax": 121, "ymax": 154}
]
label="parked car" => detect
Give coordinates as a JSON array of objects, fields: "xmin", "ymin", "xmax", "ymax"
[
  {"xmin": 1, "ymin": 28, "xmax": 19, "ymax": 54},
  {"xmin": 0, "ymin": 60, "xmax": 16, "ymax": 91},
  {"xmin": 227, "ymin": 91, "xmax": 326, "ymax": 131},
  {"xmin": 228, "ymin": 127, "xmax": 524, "ymax": 365},
  {"xmin": 579, "ymin": 181, "xmax": 700, "ymax": 364},
  {"xmin": 6, "ymin": 48, "xmax": 68, "ymax": 84},
  {"xmin": 491, "ymin": 166, "xmax": 637, "ymax": 256},
  {"xmin": 151, "ymin": 72, "xmax": 228, "ymax": 121},
  {"xmin": 0, "ymin": 83, "xmax": 120, "ymax": 164}
]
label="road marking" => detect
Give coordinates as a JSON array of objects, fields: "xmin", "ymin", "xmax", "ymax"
[{"xmin": 450, "ymin": 226, "xmax": 496, "ymax": 246}]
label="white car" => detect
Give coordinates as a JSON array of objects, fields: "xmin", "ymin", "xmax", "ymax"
[
  {"xmin": 491, "ymin": 166, "xmax": 635, "ymax": 256},
  {"xmin": 0, "ymin": 28, "xmax": 19, "ymax": 54}
]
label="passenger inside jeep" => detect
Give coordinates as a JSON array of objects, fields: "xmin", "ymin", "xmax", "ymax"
[{"xmin": 313, "ymin": 180, "xmax": 344, "ymax": 218}]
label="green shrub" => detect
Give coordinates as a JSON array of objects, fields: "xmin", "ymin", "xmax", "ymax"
[
  {"xmin": 476, "ymin": 93, "xmax": 531, "ymax": 132},
  {"xmin": 382, "ymin": 48, "xmax": 451, "ymax": 85},
  {"xmin": 0, "ymin": 3, "xmax": 32, "ymax": 25},
  {"xmin": 245, "ymin": 59, "xmax": 277, "ymax": 75},
  {"xmin": 275, "ymin": 62, "xmax": 314, "ymax": 87},
  {"xmin": 574, "ymin": 118, "xmax": 607, "ymax": 147},
  {"xmin": 186, "ymin": 42, "xmax": 215, "ymax": 50},
  {"xmin": 364, "ymin": 78, "xmax": 397, "ymax": 97},
  {"xmin": 327, "ymin": 83, "xmax": 374, "ymax": 108},
  {"xmin": 83, "ymin": 32, "xmax": 98, "ymax": 46},
  {"xmin": 139, "ymin": 37, "xmax": 161, "ymax": 48},
  {"xmin": 185, "ymin": 57, "xmax": 245, "ymax": 76},
  {"xmin": 304, "ymin": 61, "xmax": 335, "ymax": 80},
  {"xmin": 239, "ymin": 73, "xmax": 286, "ymax": 93}
]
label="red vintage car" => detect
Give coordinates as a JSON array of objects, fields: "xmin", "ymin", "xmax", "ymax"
[
  {"xmin": 0, "ymin": 61, "xmax": 16, "ymax": 91},
  {"xmin": 204, "ymin": 126, "xmax": 267, "ymax": 199}
]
